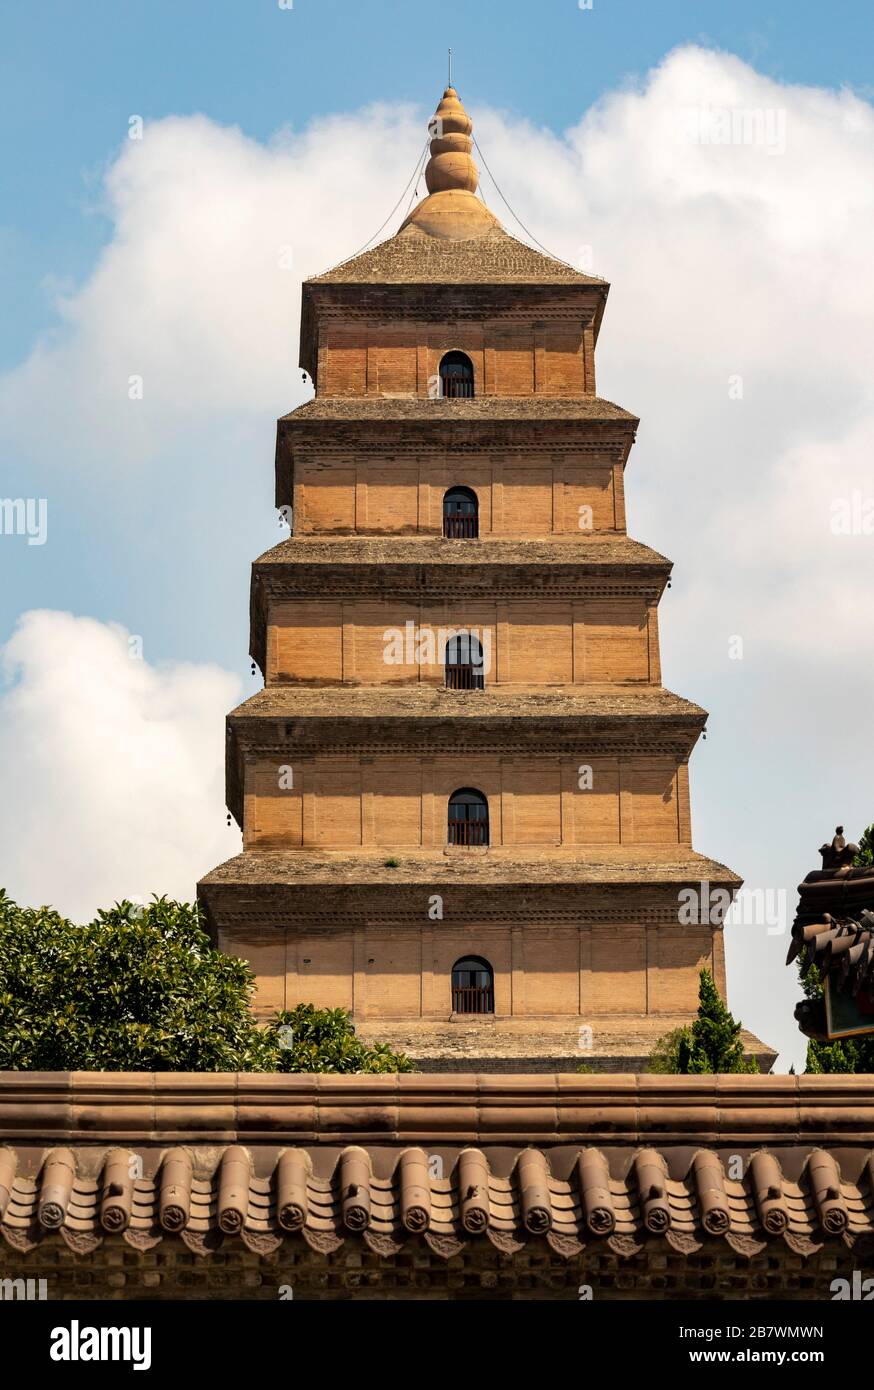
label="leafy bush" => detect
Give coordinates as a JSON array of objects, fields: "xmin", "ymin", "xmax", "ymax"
[
  {"xmin": 645, "ymin": 1026, "xmax": 693, "ymax": 1075},
  {"xmin": 263, "ymin": 1004, "xmax": 412, "ymax": 1074},
  {"xmin": 0, "ymin": 890, "xmax": 411, "ymax": 1073}
]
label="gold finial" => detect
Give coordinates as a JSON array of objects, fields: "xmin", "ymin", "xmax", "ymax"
[
  {"xmin": 400, "ymin": 85, "xmax": 499, "ymax": 239},
  {"xmin": 425, "ymin": 86, "xmax": 478, "ymax": 195}
]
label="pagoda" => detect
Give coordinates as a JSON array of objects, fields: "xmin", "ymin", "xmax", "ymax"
[{"xmin": 199, "ymin": 87, "xmax": 774, "ymax": 1073}]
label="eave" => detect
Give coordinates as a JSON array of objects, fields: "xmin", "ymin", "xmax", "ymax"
[
  {"xmin": 197, "ymin": 847, "xmax": 740, "ymax": 938},
  {"xmin": 248, "ymin": 535, "xmax": 672, "ymax": 675},
  {"xmin": 222, "ymin": 684, "xmax": 707, "ymax": 826},
  {"xmin": 274, "ymin": 396, "xmax": 639, "ymax": 509}
]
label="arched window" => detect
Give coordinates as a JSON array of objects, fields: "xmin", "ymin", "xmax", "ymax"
[
  {"xmin": 445, "ymin": 633, "xmax": 485, "ymax": 690},
  {"xmin": 448, "ymin": 788, "xmax": 489, "ymax": 847},
  {"xmin": 439, "ymin": 350, "xmax": 475, "ymax": 399},
  {"xmin": 443, "ymin": 486, "xmax": 478, "ymax": 539},
  {"xmin": 452, "ymin": 956, "xmax": 494, "ymax": 1015}
]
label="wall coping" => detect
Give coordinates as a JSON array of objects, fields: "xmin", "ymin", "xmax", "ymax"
[{"xmin": 0, "ymin": 1072, "xmax": 872, "ymax": 1146}]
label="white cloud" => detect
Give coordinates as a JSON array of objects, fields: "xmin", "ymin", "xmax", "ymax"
[
  {"xmin": 0, "ymin": 611, "xmax": 242, "ymax": 921},
  {"xmin": 3, "ymin": 45, "xmax": 874, "ymax": 1065},
  {"xmin": 0, "ymin": 105, "xmax": 429, "ymax": 470}
]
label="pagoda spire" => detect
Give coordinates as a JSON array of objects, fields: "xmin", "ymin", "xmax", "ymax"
[
  {"xmin": 402, "ymin": 86, "xmax": 499, "ymax": 240},
  {"xmin": 426, "ymin": 87, "xmax": 478, "ymax": 195}
]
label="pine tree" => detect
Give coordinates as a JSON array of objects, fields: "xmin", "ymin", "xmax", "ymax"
[
  {"xmin": 685, "ymin": 968, "xmax": 757, "ymax": 1073},
  {"xmin": 855, "ymin": 823, "xmax": 874, "ymax": 867},
  {"xmin": 647, "ymin": 968, "xmax": 757, "ymax": 1073}
]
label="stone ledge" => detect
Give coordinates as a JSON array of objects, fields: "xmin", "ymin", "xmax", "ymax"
[
  {"xmin": 199, "ymin": 846, "xmax": 740, "ymax": 889},
  {"xmin": 283, "ymin": 394, "xmax": 636, "ymax": 424},
  {"xmin": 229, "ymin": 684, "xmax": 704, "ymax": 722},
  {"xmin": 353, "ymin": 1017, "xmax": 776, "ymax": 1076},
  {"xmin": 253, "ymin": 534, "xmax": 670, "ymax": 569}
]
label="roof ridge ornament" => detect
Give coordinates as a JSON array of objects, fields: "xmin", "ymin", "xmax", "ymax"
[{"xmin": 819, "ymin": 825, "xmax": 859, "ymax": 872}]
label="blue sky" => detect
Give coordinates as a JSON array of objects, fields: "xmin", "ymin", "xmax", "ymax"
[
  {"xmin": 2, "ymin": 0, "xmax": 872, "ymax": 370},
  {"xmin": 2, "ymin": 1, "xmax": 874, "ymax": 1070}
]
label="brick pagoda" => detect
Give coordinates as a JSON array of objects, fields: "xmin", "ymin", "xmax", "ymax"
[{"xmin": 199, "ymin": 86, "xmax": 773, "ymax": 1073}]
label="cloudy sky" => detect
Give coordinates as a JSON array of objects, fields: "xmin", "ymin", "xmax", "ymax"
[{"xmin": 2, "ymin": 0, "xmax": 873, "ymax": 1070}]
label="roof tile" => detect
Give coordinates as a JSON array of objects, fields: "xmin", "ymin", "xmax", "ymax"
[
  {"xmin": 3, "ymin": 1143, "xmax": 870, "ymax": 1258},
  {"xmin": 308, "ymin": 225, "xmax": 607, "ymax": 287},
  {"xmin": 283, "ymin": 395, "xmax": 636, "ymax": 424}
]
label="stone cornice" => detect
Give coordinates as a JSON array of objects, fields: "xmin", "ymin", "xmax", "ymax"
[
  {"xmin": 197, "ymin": 893, "xmax": 725, "ymax": 935},
  {"xmin": 281, "ymin": 397, "xmax": 636, "ymax": 427},
  {"xmin": 255, "ymin": 536, "xmax": 668, "ymax": 569},
  {"xmin": 197, "ymin": 854, "xmax": 739, "ymax": 935},
  {"xmin": 304, "ymin": 281, "xmax": 604, "ymax": 322}
]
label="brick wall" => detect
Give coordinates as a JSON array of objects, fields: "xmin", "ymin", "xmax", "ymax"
[
  {"xmin": 227, "ymin": 918, "xmax": 717, "ymax": 1020},
  {"xmin": 294, "ymin": 456, "xmax": 624, "ymax": 534},
  {"xmin": 320, "ymin": 323, "xmax": 591, "ymax": 399},
  {"xmin": 242, "ymin": 755, "xmax": 688, "ymax": 851},
  {"xmin": 0, "ymin": 1236, "xmax": 856, "ymax": 1301},
  {"xmin": 267, "ymin": 597, "xmax": 656, "ymax": 685}
]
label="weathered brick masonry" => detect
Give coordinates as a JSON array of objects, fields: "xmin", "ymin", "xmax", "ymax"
[
  {"xmin": 197, "ymin": 84, "xmax": 773, "ymax": 1070},
  {"xmin": 2, "ymin": 1239, "xmax": 860, "ymax": 1301}
]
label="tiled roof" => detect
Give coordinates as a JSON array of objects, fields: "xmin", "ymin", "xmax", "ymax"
[
  {"xmin": 253, "ymin": 535, "xmax": 670, "ymax": 571},
  {"xmin": 2, "ymin": 1143, "xmax": 870, "ymax": 1259},
  {"xmin": 282, "ymin": 395, "xmax": 637, "ymax": 425},
  {"xmin": 790, "ymin": 868, "xmax": 874, "ymax": 942},
  {"xmin": 199, "ymin": 847, "xmax": 740, "ymax": 889},
  {"xmin": 308, "ymin": 225, "xmax": 607, "ymax": 287},
  {"xmin": 228, "ymin": 684, "xmax": 705, "ymax": 724}
]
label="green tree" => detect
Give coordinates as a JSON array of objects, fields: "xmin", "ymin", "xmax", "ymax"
[
  {"xmin": 854, "ymin": 823, "xmax": 874, "ymax": 867},
  {"xmin": 805, "ymin": 1035, "xmax": 874, "ymax": 1073},
  {"xmin": 0, "ymin": 890, "xmax": 411, "ymax": 1074},
  {"xmin": 647, "ymin": 968, "xmax": 758, "ymax": 1073}
]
